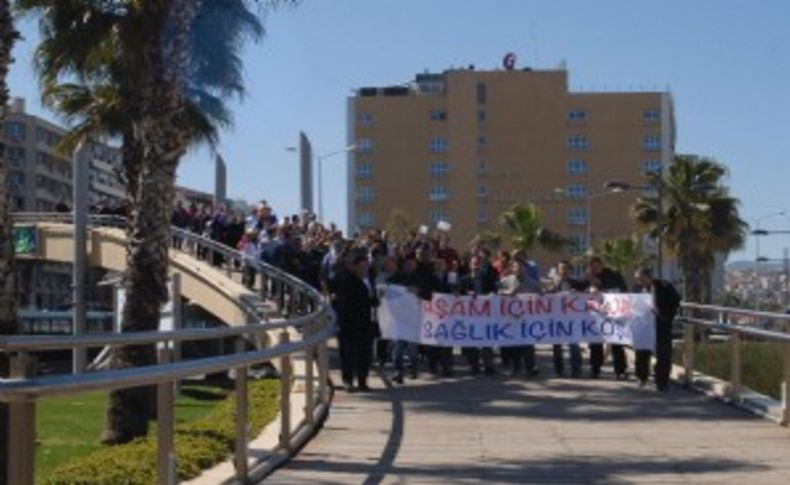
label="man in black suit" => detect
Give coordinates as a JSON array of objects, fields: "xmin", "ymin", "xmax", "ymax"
[
  {"xmin": 458, "ymin": 255, "xmax": 498, "ymax": 375},
  {"xmin": 585, "ymin": 256, "xmax": 629, "ymax": 379},
  {"xmin": 332, "ymin": 252, "xmax": 379, "ymax": 391},
  {"xmin": 634, "ymin": 267, "xmax": 681, "ymax": 391}
]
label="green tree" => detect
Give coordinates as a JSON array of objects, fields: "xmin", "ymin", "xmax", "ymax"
[
  {"xmin": 634, "ymin": 155, "xmax": 747, "ymax": 302},
  {"xmin": 383, "ymin": 208, "xmax": 417, "ymax": 243},
  {"xmin": 498, "ymin": 202, "xmax": 567, "ymax": 254},
  {"xmin": 594, "ymin": 234, "xmax": 650, "ymax": 277},
  {"xmin": 17, "ymin": 0, "xmax": 278, "ymax": 444},
  {"xmin": 0, "ymin": 0, "xmax": 19, "ymax": 476}
]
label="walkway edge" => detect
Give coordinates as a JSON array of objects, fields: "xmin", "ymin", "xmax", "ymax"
[{"xmin": 184, "ymin": 360, "xmax": 334, "ymax": 485}]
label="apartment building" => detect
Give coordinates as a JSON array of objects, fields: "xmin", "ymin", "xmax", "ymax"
[{"xmin": 348, "ymin": 66, "xmax": 674, "ymax": 273}]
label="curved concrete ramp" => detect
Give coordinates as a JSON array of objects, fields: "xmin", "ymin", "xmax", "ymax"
[
  {"xmin": 269, "ymin": 357, "xmax": 790, "ymax": 484},
  {"xmin": 22, "ymin": 223, "xmax": 257, "ymax": 325}
]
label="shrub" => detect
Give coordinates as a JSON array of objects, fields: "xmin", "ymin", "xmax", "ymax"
[{"xmin": 45, "ymin": 379, "xmax": 279, "ymax": 485}]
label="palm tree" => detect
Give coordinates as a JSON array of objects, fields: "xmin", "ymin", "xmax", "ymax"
[
  {"xmin": 498, "ymin": 202, "xmax": 568, "ymax": 254},
  {"xmin": 0, "ymin": 0, "xmax": 19, "ymax": 475},
  {"xmin": 634, "ymin": 155, "xmax": 747, "ymax": 302},
  {"xmin": 17, "ymin": 0, "xmax": 268, "ymax": 444},
  {"xmin": 593, "ymin": 234, "xmax": 650, "ymax": 277}
]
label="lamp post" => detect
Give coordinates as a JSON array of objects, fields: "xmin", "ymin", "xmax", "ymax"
[
  {"xmin": 749, "ymin": 223, "xmax": 790, "ymax": 310},
  {"xmin": 316, "ymin": 144, "xmax": 356, "ymax": 223}
]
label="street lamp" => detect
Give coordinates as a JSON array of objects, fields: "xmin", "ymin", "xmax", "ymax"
[{"xmin": 317, "ymin": 144, "xmax": 356, "ymax": 223}]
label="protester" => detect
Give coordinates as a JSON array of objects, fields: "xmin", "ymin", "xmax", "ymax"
[
  {"xmin": 585, "ymin": 256, "xmax": 628, "ymax": 379},
  {"xmin": 331, "ymin": 251, "xmax": 379, "ymax": 392},
  {"xmin": 548, "ymin": 260, "xmax": 585, "ymax": 378},
  {"xmin": 634, "ymin": 267, "xmax": 681, "ymax": 391},
  {"xmin": 499, "ymin": 260, "xmax": 541, "ymax": 377},
  {"xmin": 458, "ymin": 254, "xmax": 498, "ymax": 375}
]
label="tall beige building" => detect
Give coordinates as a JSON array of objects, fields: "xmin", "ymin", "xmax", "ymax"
[{"xmin": 348, "ymin": 67, "xmax": 674, "ymax": 273}]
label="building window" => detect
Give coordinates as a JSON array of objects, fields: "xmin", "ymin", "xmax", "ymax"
[
  {"xmin": 476, "ymin": 161, "xmax": 488, "ymax": 174},
  {"xmin": 428, "ymin": 186, "xmax": 449, "ymax": 201},
  {"xmin": 567, "ymin": 134, "xmax": 588, "ymax": 151},
  {"xmin": 429, "ymin": 210, "xmax": 448, "ymax": 224},
  {"xmin": 642, "ymin": 134, "xmax": 661, "ymax": 151},
  {"xmin": 358, "ymin": 138, "xmax": 374, "ymax": 153},
  {"xmin": 14, "ymin": 197, "xmax": 25, "ymax": 211},
  {"xmin": 429, "ymin": 137, "xmax": 448, "ymax": 153},
  {"xmin": 477, "ymin": 135, "xmax": 486, "ymax": 150},
  {"xmin": 566, "ymin": 184, "xmax": 587, "ymax": 199},
  {"xmin": 356, "ymin": 162, "xmax": 372, "ymax": 179},
  {"xmin": 476, "ymin": 83, "xmax": 487, "ymax": 104},
  {"xmin": 568, "ymin": 109, "xmax": 587, "ymax": 121},
  {"xmin": 429, "ymin": 162, "xmax": 449, "ymax": 178},
  {"xmin": 356, "ymin": 186, "xmax": 374, "ymax": 203},
  {"xmin": 477, "ymin": 185, "xmax": 487, "ymax": 197},
  {"xmin": 567, "ymin": 208, "xmax": 588, "ymax": 225},
  {"xmin": 5, "ymin": 121, "xmax": 25, "ymax": 140},
  {"xmin": 567, "ymin": 159, "xmax": 588, "ymax": 175},
  {"xmin": 429, "ymin": 110, "xmax": 447, "ymax": 121},
  {"xmin": 7, "ymin": 146, "xmax": 25, "ymax": 167},
  {"xmin": 642, "ymin": 109, "xmax": 660, "ymax": 122},
  {"xmin": 643, "ymin": 160, "xmax": 662, "ymax": 174},
  {"xmin": 568, "ymin": 234, "xmax": 588, "ymax": 255},
  {"xmin": 477, "ymin": 110, "xmax": 486, "ymax": 122},
  {"xmin": 357, "ymin": 113, "xmax": 374, "ymax": 126},
  {"xmin": 358, "ymin": 212, "xmax": 375, "ymax": 228},
  {"xmin": 477, "ymin": 209, "xmax": 487, "ymax": 223}
]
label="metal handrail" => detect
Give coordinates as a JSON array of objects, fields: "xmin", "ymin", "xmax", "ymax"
[
  {"xmin": 677, "ymin": 302, "xmax": 790, "ymax": 428},
  {"xmin": 0, "ymin": 326, "xmax": 333, "ymax": 401},
  {"xmin": 4, "ymin": 212, "xmax": 334, "ymax": 485}
]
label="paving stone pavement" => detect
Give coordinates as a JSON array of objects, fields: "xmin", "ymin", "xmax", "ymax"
[{"xmin": 267, "ymin": 354, "xmax": 790, "ymax": 484}]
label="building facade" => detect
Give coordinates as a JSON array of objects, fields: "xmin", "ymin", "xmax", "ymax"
[
  {"xmin": 4, "ymin": 98, "xmax": 125, "ymax": 310},
  {"xmin": 4, "ymin": 98, "xmax": 125, "ymax": 212},
  {"xmin": 348, "ymin": 67, "xmax": 674, "ymax": 273}
]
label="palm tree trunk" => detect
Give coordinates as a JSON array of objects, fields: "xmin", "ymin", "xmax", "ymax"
[
  {"xmin": 0, "ymin": 0, "xmax": 19, "ymax": 477},
  {"xmin": 103, "ymin": 0, "xmax": 197, "ymax": 445}
]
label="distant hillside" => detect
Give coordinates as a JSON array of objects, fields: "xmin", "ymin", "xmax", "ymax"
[{"xmin": 727, "ymin": 260, "xmax": 784, "ymax": 270}]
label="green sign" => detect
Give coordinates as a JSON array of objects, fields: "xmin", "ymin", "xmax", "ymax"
[{"xmin": 13, "ymin": 225, "xmax": 37, "ymax": 255}]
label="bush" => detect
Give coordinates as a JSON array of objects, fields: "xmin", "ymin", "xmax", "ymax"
[
  {"xmin": 45, "ymin": 379, "xmax": 279, "ymax": 485},
  {"xmin": 674, "ymin": 340, "xmax": 784, "ymax": 399}
]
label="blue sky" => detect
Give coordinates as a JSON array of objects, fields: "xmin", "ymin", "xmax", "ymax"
[{"xmin": 8, "ymin": 0, "xmax": 790, "ymax": 262}]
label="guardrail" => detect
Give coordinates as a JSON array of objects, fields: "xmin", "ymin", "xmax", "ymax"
[
  {"xmin": 3, "ymin": 213, "xmax": 334, "ymax": 484},
  {"xmin": 677, "ymin": 302, "xmax": 790, "ymax": 426}
]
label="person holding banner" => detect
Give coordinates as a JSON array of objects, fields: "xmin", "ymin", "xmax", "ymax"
[
  {"xmin": 499, "ymin": 259, "xmax": 541, "ymax": 377},
  {"xmin": 586, "ymin": 256, "xmax": 629, "ymax": 379},
  {"xmin": 634, "ymin": 267, "xmax": 681, "ymax": 391},
  {"xmin": 333, "ymin": 252, "xmax": 379, "ymax": 392},
  {"xmin": 459, "ymin": 254, "xmax": 498, "ymax": 375},
  {"xmin": 388, "ymin": 254, "xmax": 424, "ymax": 383},
  {"xmin": 548, "ymin": 260, "xmax": 586, "ymax": 378}
]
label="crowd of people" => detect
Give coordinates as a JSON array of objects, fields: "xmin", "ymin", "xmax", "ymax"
[{"xmin": 171, "ymin": 200, "xmax": 681, "ymax": 395}]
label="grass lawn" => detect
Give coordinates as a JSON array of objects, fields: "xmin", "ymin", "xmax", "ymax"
[
  {"xmin": 674, "ymin": 340, "xmax": 784, "ymax": 400},
  {"xmin": 36, "ymin": 382, "xmax": 230, "ymax": 481}
]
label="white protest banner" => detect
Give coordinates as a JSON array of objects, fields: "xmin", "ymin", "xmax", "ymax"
[{"xmin": 377, "ymin": 285, "xmax": 656, "ymax": 351}]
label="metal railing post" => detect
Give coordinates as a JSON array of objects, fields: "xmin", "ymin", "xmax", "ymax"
[
  {"xmin": 729, "ymin": 332, "xmax": 742, "ymax": 402},
  {"xmin": 682, "ymin": 322, "xmax": 695, "ymax": 387},
  {"xmin": 156, "ymin": 347, "xmax": 176, "ymax": 485},
  {"xmin": 8, "ymin": 352, "xmax": 35, "ymax": 485},
  {"xmin": 304, "ymin": 323, "xmax": 316, "ymax": 425},
  {"xmin": 782, "ymin": 343, "xmax": 790, "ymax": 426},
  {"xmin": 317, "ymin": 315, "xmax": 330, "ymax": 405},
  {"xmin": 234, "ymin": 338, "xmax": 249, "ymax": 481},
  {"xmin": 279, "ymin": 331, "xmax": 292, "ymax": 450}
]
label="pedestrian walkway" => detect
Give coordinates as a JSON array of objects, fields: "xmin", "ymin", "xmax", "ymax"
[{"xmin": 268, "ymin": 355, "xmax": 790, "ymax": 484}]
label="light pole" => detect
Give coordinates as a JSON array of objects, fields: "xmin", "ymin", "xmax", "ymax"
[
  {"xmin": 750, "ymin": 223, "xmax": 790, "ymax": 310},
  {"xmin": 316, "ymin": 144, "xmax": 356, "ymax": 223}
]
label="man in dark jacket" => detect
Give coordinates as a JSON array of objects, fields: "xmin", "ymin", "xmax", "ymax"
[
  {"xmin": 332, "ymin": 252, "xmax": 378, "ymax": 392},
  {"xmin": 585, "ymin": 256, "xmax": 628, "ymax": 379},
  {"xmin": 634, "ymin": 267, "xmax": 681, "ymax": 391},
  {"xmin": 387, "ymin": 254, "xmax": 424, "ymax": 383},
  {"xmin": 458, "ymin": 255, "xmax": 499, "ymax": 375}
]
